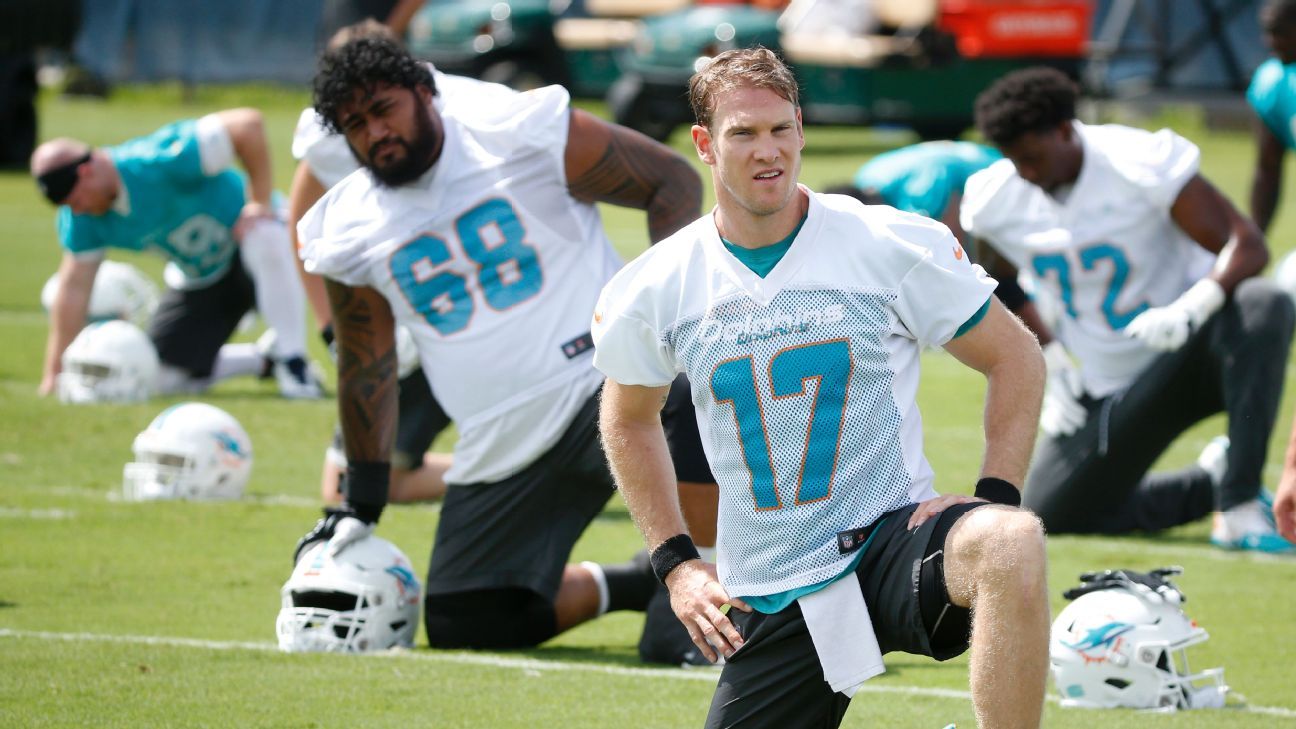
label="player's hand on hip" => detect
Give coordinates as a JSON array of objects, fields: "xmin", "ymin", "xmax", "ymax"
[
  {"xmin": 1040, "ymin": 341, "xmax": 1087, "ymax": 437},
  {"xmin": 292, "ymin": 505, "xmax": 376, "ymax": 564},
  {"xmin": 665, "ymin": 559, "xmax": 751, "ymax": 663},
  {"xmin": 909, "ymin": 494, "xmax": 984, "ymax": 530},
  {"xmin": 1125, "ymin": 279, "xmax": 1225, "ymax": 352}
]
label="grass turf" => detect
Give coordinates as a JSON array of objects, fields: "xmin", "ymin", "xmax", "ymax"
[{"xmin": 0, "ymin": 84, "xmax": 1293, "ymax": 727}]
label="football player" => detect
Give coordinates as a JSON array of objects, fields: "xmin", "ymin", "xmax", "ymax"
[
  {"xmin": 1248, "ymin": 0, "xmax": 1296, "ymax": 234},
  {"xmin": 825, "ymin": 140, "xmax": 1001, "ymax": 243},
  {"xmin": 286, "ymin": 20, "xmax": 514, "ymax": 504},
  {"xmin": 32, "ymin": 110, "xmax": 323, "ymax": 398},
  {"xmin": 294, "ymin": 35, "xmax": 717, "ymax": 655},
  {"xmin": 595, "ymin": 48, "xmax": 1049, "ymax": 728},
  {"xmin": 963, "ymin": 67, "xmax": 1296, "ymax": 552}
]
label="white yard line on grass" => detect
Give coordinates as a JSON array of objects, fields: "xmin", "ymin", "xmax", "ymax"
[
  {"xmin": 2, "ymin": 628, "xmax": 1294, "ymax": 718},
  {"xmin": 0, "ymin": 507, "xmax": 75, "ymax": 519}
]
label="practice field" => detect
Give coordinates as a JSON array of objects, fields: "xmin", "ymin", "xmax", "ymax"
[{"xmin": 1, "ymin": 85, "xmax": 1294, "ymax": 728}]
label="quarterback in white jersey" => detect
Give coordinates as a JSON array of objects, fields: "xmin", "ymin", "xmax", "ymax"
[
  {"xmin": 966, "ymin": 67, "xmax": 1294, "ymax": 553},
  {"xmin": 293, "ymin": 35, "xmax": 707, "ymax": 653},
  {"xmin": 595, "ymin": 49, "xmax": 1049, "ymax": 729}
]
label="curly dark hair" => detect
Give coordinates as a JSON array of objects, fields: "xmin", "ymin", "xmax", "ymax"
[
  {"xmin": 1264, "ymin": 0, "xmax": 1296, "ymax": 31},
  {"xmin": 312, "ymin": 36, "xmax": 435, "ymax": 134},
  {"xmin": 974, "ymin": 67, "xmax": 1078, "ymax": 147}
]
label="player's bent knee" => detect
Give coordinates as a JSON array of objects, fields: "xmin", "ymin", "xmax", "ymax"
[
  {"xmin": 424, "ymin": 588, "xmax": 558, "ymax": 649},
  {"xmin": 952, "ymin": 507, "xmax": 1046, "ymax": 576}
]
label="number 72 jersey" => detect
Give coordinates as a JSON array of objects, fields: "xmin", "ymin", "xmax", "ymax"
[
  {"xmin": 298, "ymin": 86, "xmax": 622, "ymax": 485},
  {"xmin": 961, "ymin": 121, "xmax": 1215, "ymax": 398},
  {"xmin": 593, "ymin": 191, "xmax": 996, "ymax": 599}
]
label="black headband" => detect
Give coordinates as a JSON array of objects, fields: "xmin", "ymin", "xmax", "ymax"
[{"xmin": 36, "ymin": 152, "xmax": 91, "ymax": 205}]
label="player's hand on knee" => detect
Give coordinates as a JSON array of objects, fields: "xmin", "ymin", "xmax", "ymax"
[
  {"xmin": 909, "ymin": 494, "xmax": 983, "ymax": 530},
  {"xmin": 292, "ymin": 505, "xmax": 377, "ymax": 564},
  {"xmin": 1125, "ymin": 279, "xmax": 1225, "ymax": 352},
  {"xmin": 665, "ymin": 560, "xmax": 750, "ymax": 663},
  {"xmin": 234, "ymin": 201, "xmax": 276, "ymax": 241},
  {"xmin": 1040, "ymin": 342, "xmax": 1086, "ymax": 437}
]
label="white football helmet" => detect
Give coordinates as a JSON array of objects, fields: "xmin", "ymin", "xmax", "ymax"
[
  {"xmin": 276, "ymin": 535, "xmax": 422, "ymax": 653},
  {"xmin": 1050, "ymin": 568, "xmax": 1227, "ymax": 712},
  {"xmin": 58, "ymin": 319, "xmax": 160, "ymax": 404},
  {"xmin": 122, "ymin": 402, "xmax": 253, "ymax": 501},
  {"xmin": 41, "ymin": 260, "xmax": 159, "ymax": 328}
]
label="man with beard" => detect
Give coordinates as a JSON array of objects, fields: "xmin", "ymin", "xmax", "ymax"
[{"xmin": 293, "ymin": 36, "xmax": 716, "ymax": 654}]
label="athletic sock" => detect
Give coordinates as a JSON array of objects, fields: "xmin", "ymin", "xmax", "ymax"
[
  {"xmin": 211, "ymin": 343, "xmax": 265, "ymax": 381},
  {"xmin": 600, "ymin": 549, "xmax": 658, "ymax": 613},
  {"xmin": 239, "ymin": 219, "xmax": 307, "ymax": 360},
  {"xmin": 579, "ymin": 561, "xmax": 610, "ymax": 616}
]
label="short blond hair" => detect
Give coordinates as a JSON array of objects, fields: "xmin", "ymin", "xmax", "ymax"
[{"xmin": 688, "ymin": 47, "xmax": 799, "ymax": 130}]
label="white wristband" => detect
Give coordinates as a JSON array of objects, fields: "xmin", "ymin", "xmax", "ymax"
[{"xmin": 1177, "ymin": 279, "xmax": 1226, "ymax": 327}]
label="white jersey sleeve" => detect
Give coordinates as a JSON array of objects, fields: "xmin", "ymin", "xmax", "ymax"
[
  {"xmin": 879, "ymin": 210, "xmax": 995, "ymax": 347},
  {"xmin": 291, "ymin": 108, "xmax": 359, "ymax": 190},
  {"xmin": 592, "ymin": 230, "xmax": 702, "ymax": 387},
  {"xmin": 194, "ymin": 114, "xmax": 235, "ymax": 176},
  {"xmin": 959, "ymin": 158, "xmax": 1023, "ymax": 248},
  {"xmin": 1090, "ymin": 124, "xmax": 1200, "ymax": 209}
]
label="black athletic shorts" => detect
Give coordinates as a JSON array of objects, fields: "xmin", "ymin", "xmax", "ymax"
[
  {"xmin": 704, "ymin": 501, "xmax": 989, "ymax": 729},
  {"xmin": 662, "ymin": 373, "xmax": 715, "ymax": 484},
  {"xmin": 330, "ymin": 367, "xmax": 450, "ymax": 470},
  {"xmin": 422, "ymin": 388, "xmax": 615, "ymax": 601},
  {"xmin": 148, "ymin": 252, "xmax": 256, "ymax": 378}
]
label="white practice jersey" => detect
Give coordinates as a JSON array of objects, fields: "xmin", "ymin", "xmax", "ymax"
[
  {"xmin": 593, "ymin": 189, "xmax": 996, "ymax": 599},
  {"xmin": 291, "ymin": 69, "xmax": 517, "ymax": 189},
  {"xmin": 299, "ymin": 85, "xmax": 621, "ymax": 485},
  {"xmin": 961, "ymin": 121, "xmax": 1215, "ymax": 397}
]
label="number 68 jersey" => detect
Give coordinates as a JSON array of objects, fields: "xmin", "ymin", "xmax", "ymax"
[
  {"xmin": 593, "ymin": 191, "xmax": 995, "ymax": 599},
  {"xmin": 298, "ymin": 85, "xmax": 622, "ymax": 485}
]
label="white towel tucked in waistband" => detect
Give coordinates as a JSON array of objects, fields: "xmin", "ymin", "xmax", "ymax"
[{"xmin": 798, "ymin": 573, "xmax": 885, "ymax": 697}]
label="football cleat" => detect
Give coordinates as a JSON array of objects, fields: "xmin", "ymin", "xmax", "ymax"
[{"xmin": 1212, "ymin": 498, "xmax": 1295, "ymax": 554}]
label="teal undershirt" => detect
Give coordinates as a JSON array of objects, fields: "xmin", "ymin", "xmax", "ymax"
[
  {"xmin": 954, "ymin": 298, "xmax": 991, "ymax": 339},
  {"xmin": 721, "ymin": 215, "xmax": 807, "ymax": 277}
]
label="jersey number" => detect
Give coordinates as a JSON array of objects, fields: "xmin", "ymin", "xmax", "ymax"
[
  {"xmin": 166, "ymin": 213, "xmax": 232, "ymax": 274},
  {"xmin": 1031, "ymin": 244, "xmax": 1149, "ymax": 330},
  {"xmin": 389, "ymin": 198, "xmax": 543, "ymax": 335},
  {"xmin": 711, "ymin": 340, "xmax": 852, "ymax": 511}
]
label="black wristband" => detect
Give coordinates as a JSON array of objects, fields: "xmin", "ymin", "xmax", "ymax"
[
  {"xmin": 994, "ymin": 277, "xmax": 1028, "ymax": 312},
  {"xmin": 343, "ymin": 461, "xmax": 390, "ymax": 522},
  {"xmin": 974, "ymin": 477, "xmax": 1021, "ymax": 506},
  {"xmin": 650, "ymin": 534, "xmax": 701, "ymax": 584}
]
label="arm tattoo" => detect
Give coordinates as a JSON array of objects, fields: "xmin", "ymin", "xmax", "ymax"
[
  {"xmin": 326, "ymin": 279, "xmax": 398, "ymax": 463},
  {"xmin": 567, "ymin": 124, "xmax": 702, "ymax": 243}
]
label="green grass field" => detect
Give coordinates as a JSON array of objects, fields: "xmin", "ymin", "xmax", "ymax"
[{"xmin": 1, "ymin": 85, "xmax": 1294, "ymax": 728}]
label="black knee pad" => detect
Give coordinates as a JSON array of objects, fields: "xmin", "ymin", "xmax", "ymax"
[
  {"xmin": 1236, "ymin": 278, "xmax": 1296, "ymax": 335},
  {"xmin": 424, "ymin": 588, "xmax": 557, "ymax": 649}
]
